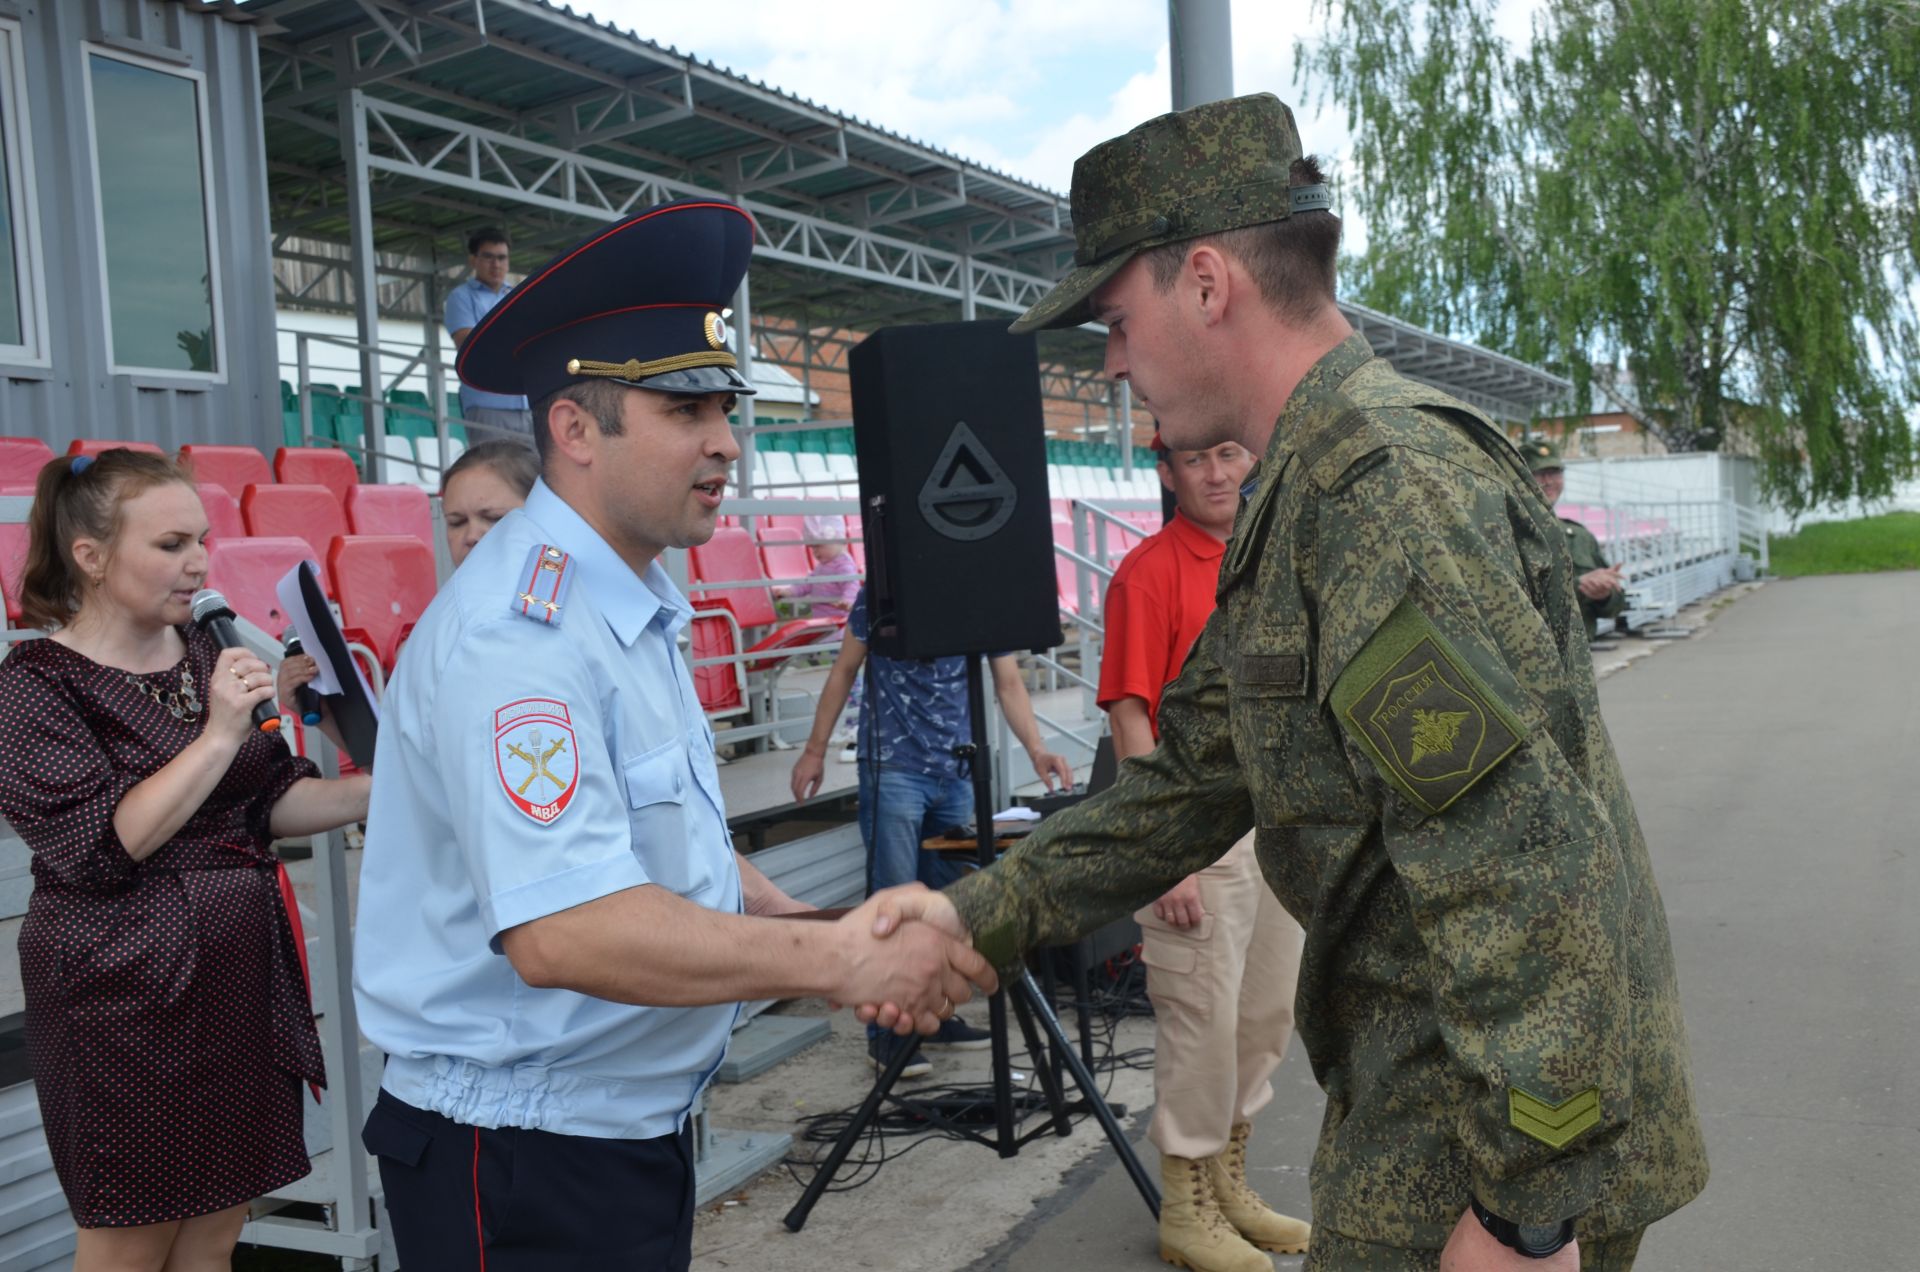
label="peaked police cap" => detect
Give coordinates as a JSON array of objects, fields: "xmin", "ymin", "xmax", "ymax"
[{"xmin": 457, "ymin": 200, "xmax": 759, "ymax": 405}]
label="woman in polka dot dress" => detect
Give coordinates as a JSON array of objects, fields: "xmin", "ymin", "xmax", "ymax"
[{"xmin": 0, "ymin": 451, "xmax": 371, "ymax": 1270}]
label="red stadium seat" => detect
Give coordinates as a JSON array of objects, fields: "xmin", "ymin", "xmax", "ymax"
[
  {"xmin": 688, "ymin": 610, "xmax": 747, "ymax": 718},
  {"xmin": 205, "ymin": 537, "xmax": 317, "ymax": 635},
  {"xmin": 345, "ymin": 483, "xmax": 434, "ymax": 550},
  {"xmin": 68, "ymin": 439, "xmax": 164, "ymax": 459},
  {"xmin": 328, "ymin": 535, "xmax": 437, "ymax": 671},
  {"xmin": 0, "ymin": 437, "xmax": 54, "ymax": 486},
  {"xmin": 687, "ymin": 527, "xmax": 842, "ymax": 670},
  {"xmin": 180, "ymin": 444, "xmax": 272, "ymax": 497},
  {"xmin": 273, "ymin": 446, "xmax": 358, "ymax": 507},
  {"xmin": 758, "ymin": 526, "xmax": 813, "ymax": 585},
  {"xmin": 242, "ymin": 484, "xmax": 347, "ymax": 591},
  {"xmin": 195, "ymin": 484, "xmax": 245, "ymax": 544},
  {"xmin": 1, "ymin": 520, "xmax": 27, "ymax": 626}
]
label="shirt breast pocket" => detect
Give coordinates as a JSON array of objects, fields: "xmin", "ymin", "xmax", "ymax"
[{"xmin": 622, "ymin": 743, "xmax": 715, "ymax": 900}]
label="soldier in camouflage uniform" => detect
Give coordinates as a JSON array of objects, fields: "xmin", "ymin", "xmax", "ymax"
[
  {"xmin": 1523, "ymin": 440, "xmax": 1629, "ymax": 644},
  {"xmin": 868, "ymin": 94, "xmax": 1707, "ymax": 1270}
]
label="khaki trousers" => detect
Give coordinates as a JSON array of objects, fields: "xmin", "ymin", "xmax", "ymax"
[{"xmin": 1135, "ymin": 832, "xmax": 1305, "ymax": 1160}]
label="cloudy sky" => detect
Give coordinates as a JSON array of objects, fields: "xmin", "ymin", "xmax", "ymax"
[{"xmin": 576, "ymin": 0, "xmax": 1541, "ymax": 211}]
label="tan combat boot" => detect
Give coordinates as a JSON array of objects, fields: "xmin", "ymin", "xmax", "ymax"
[
  {"xmin": 1157, "ymin": 1153, "xmax": 1273, "ymax": 1272},
  {"xmin": 1204, "ymin": 1123, "xmax": 1311, "ymax": 1255}
]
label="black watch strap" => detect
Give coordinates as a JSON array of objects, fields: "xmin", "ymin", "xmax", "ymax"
[{"xmin": 1469, "ymin": 1196, "xmax": 1576, "ymax": 1259}]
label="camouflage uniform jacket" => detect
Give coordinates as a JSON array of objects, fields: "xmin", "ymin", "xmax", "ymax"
[
  {"xmin": 949, "ymin": 334, "xmax": 1708, "ymax": 1247},
  {"xmin": 1561, "ymin": 516, "xmax": 1629, "ymax": 639}
]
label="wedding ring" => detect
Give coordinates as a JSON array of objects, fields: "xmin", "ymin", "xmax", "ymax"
[{"xmin": 939, "ymin": 996, "xmax": 954, "ymax": 1018}]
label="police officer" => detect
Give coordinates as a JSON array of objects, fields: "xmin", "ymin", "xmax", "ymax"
[
  {"xmin": 1525, "ymin": 439, "xmax": 1629, "ymax": 646},
  {"xmin": 353, "ymin": 200, "xmax": 994, "ymax": 1271},
  {"xmin": 870, "ymin": 96, "xmax": 1708, "ymax": 1271}
]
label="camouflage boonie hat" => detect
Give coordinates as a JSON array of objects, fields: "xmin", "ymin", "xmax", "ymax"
[
  {"xmin": 1011, "ymin": 92, "xmax": 1330, "ymax": 334},
  {"xmin": 1524, "ymin": 438, "xmax": 1565, "ymax": 472}
]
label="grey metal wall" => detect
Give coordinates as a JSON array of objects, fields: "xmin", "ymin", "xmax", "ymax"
[{"xmin": 0, "ymin": 0, "xmax": 280, "ymax": 455}]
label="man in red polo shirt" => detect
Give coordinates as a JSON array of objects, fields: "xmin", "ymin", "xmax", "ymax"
[{"xmin": 1098, "ymin": 433, "xmax": 1310, "ymax": 1272}]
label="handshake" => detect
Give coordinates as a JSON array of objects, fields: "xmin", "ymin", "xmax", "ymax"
[{"xmin": 817, "ymin": 884, "xmax": 996, "ymax": 1035}]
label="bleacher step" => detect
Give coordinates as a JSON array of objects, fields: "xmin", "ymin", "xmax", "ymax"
[
  {"xmin": 717, "ymin": 1014, "xmax": 830, "ymax": 1084},
  {"xmin": 694, "ymin": 1128, "xmax": 793, "ymax": 1206}
]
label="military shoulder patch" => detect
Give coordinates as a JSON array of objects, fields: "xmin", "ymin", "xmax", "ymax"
[
  {"xmin": 511, "ymin": 543, "xmax": 573, "ymax": 626},
  {"xmin": 1509, "ymin": 1086, "xmax": 1601, "ymax": 1149},
  {"xmin": 1329, "ymin": 599, "xmax": 1525, "ymax": 815}
]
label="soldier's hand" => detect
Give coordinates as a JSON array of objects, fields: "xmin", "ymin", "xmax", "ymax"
[
  {"xmin": 1151, "ymin": 874, "xmax": 1206, "ymax": 928},
  {"xmin": 1577, "ymin": 567, "xmax": 1622, "ymax": 600},
  {"xmin": 1439, "ymin": 1207, "xmax": 1579, "ymax": 1271}
]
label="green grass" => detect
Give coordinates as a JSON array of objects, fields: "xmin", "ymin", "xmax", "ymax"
[{"xmin": 1767, "ymin": 511, "xmax": 1920, "ymax": 577}]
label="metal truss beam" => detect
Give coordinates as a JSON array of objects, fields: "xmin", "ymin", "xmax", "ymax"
[{"xmin": 288, "ymin": 94, "xmax": 1062, "ymax": 321}]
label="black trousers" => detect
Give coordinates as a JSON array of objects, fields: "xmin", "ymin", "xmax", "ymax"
[{"xmin": 362, "ymin": 1089, "xmax": 696, "ymax": 1271}]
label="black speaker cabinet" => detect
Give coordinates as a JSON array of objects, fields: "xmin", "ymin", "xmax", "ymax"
[{"xmin": 850, "ymin": 320, "xmax": 1064, "ymax": 660}]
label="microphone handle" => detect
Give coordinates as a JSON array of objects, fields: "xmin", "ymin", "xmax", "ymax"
[{"xmin": 205, "ymin": 615, "xmax": 283, "ymax": 734}]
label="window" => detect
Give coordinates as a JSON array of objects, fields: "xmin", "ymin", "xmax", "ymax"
[
  {"xmin": 0, "ymin": 19, "xmax": 46, "ymax": 364},
  {"xmin": 84, "ymin": 47, "xmax": 222, "ymax": 378}
]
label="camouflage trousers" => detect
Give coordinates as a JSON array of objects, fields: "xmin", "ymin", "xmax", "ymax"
[{"xmin": 1304, "ymin": 1227, "xmax": 1644, "ymax": 1271}]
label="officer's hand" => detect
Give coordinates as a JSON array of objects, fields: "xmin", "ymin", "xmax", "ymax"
[
  {"xmin": 1577, "ymin": 567, "xmax": 1622, "ymax": 600},
  {"xmin": 1151, "ymin": 875, "xmax": 1206, "ymax": 928},
  {"xmin": 790, "ymin": 746, "xmax": 826, "ymax": 802},
  {"xmin": 207, "ymin": 646, "xmax": 278, "ymax": 745},
  {"xmin": 1439, "ymin": 1208, "xmax": 1579, "ymax": 1271},
  {"xmin": 831, "ymin": 904, "xmax": 996, "ymax": 1037},
  {"xmin": 1030, "ymin": 749, "xmax": 1074, "ymax": 793}
]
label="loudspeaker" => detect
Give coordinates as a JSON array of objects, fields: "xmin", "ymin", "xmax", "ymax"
[{"xmin": 850, "ymin": 320, "xmax": 1064, "ymax": 660}]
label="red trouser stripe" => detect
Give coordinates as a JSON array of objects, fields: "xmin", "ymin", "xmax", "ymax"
[{"xmin": 472, "ymin": 1127, "xmax": 487, "ymax": 1271}]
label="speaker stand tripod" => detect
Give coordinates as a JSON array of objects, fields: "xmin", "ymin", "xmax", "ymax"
[{"xmin": 783, "ymin": 654, "xmax": 1159, "ymax": 1232}]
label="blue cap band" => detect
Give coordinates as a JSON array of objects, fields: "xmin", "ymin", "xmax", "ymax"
[{"xmin": 70, "ymin": 455, "xmax": 94, "ymax": 474}]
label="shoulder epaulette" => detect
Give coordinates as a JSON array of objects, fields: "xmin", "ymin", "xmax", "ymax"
[
  {"xmin": 510, "ymin": 543, "xmax": 573, "ymax": 626},
  {"xmin": 1302, "ymin": 403, "xmax": 1391, "ymax": 493}
]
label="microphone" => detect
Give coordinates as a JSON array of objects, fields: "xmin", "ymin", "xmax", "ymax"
[
  {"xmin": 190, "ymin": 589, "xmax": 282, "ymax": 734},
  {"xmin": 282, "ymin": 634, "xmax": 324, "ymax": 726}
]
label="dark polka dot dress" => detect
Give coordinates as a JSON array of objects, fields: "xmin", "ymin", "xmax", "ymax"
[{"xmin": 0, "ymin": 626, "xmax": 327, "ymax": 1228}]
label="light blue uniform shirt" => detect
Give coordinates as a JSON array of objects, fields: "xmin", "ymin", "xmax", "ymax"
[
  {"xmin": 444, "ymin": 276, "xmax": 529, "ymax": 412},
  {"xmin": 354, "ymin": 479, "xmax": 741, "ymax": 1140}
]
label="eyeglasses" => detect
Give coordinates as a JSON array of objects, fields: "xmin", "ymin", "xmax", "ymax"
[{"xmin": 475, "ymin": 251, "xmax": 510, "ymax": 262}]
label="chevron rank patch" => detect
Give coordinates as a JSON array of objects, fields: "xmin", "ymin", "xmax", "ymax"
[
  {"xmin": 1330, "ymin": 599, "xmax": 1524, "ymax": 815},
  {"xmin": 1509, "ymin": 1085, "xmax": 1601, "ymax": 1149},
  {"xmin": 511, "ymin": 543, "xmax": 573, "ymax": 626}
]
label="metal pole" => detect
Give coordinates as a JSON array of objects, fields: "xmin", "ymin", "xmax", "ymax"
[
  {"xmin": 960, "ymin": 254, "xmax": 978, "ymax": 322},
  {"xmin": 1169, "ymin": 0, "xmax": 1235, "ymax": 110},
  {"xmin": 425, "ymin": 262, "xmax": 449, "ymax": 475},
  {"xmin": 339, "ymin": 88, "xmax": 387, "ymax": 481},
  {"xmin": 733, "ymin": 271, "xmax": 758, "ymax": 498}
]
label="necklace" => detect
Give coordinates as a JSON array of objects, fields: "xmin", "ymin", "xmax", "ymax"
[{"xmin": 127, "ymin": 665, "xmax": 202, "ymax": 720}]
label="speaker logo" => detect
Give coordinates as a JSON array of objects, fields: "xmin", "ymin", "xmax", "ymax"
[{"xmin": 918, "ymin": 421, "xmax": 1017, "ymax": 541}]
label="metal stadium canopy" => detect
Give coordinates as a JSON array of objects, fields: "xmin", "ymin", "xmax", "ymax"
[{"xmin": 250, "ymin": 0, "xmax": 1567, "ymax": 423}]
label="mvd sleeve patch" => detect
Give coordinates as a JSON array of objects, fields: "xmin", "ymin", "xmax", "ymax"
[
  {"xmin": 1329, "ymin": 599, "xmax": 1525, "ymax": 815},
  {"xmin": 1509, "ymin": 1086, "xmax": 1601, "ymax": 1149},
  {"xmin": 493, "ymin": 697, "xmax": 580, "ymax": 825}
]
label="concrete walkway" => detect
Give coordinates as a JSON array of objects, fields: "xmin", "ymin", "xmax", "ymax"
[{"xmin": 962, "ymin": 572, "xmax": 1918, "ymax": 1270}]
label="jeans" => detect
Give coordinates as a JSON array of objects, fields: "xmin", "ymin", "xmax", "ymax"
[{"xmin": 856, "ymin": 764, "xmax": 976, "ymax": 1037}]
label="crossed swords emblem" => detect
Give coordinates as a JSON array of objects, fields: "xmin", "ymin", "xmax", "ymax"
[{"xmin": 506, "ymin": 728, "xmax": 569, "ymax": 795}]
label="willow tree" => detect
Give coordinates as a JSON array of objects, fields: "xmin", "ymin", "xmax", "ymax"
[{"xmin": 1298, "ymin": 0, "xmax": 1920, "ymax": 511}]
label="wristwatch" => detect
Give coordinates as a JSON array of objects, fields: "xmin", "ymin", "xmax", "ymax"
[{"xmin": 1469, "ymin": 1197, "xmax": 1575, "ymax": 1258}]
